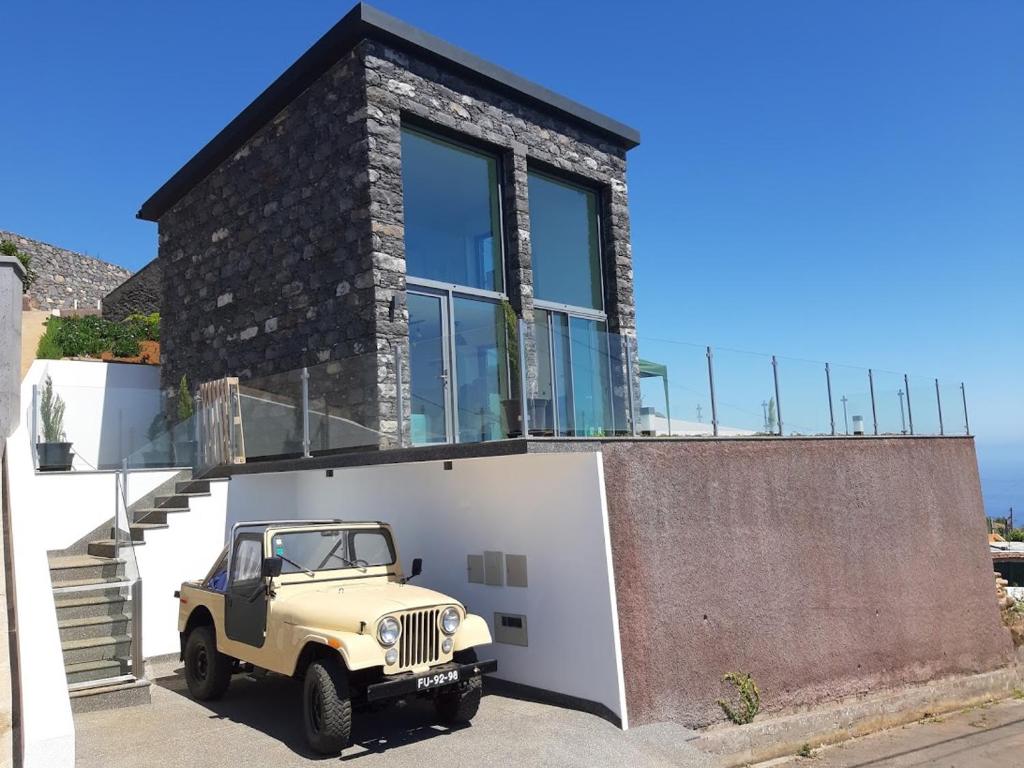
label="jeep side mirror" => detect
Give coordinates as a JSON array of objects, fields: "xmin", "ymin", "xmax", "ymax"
[
  {"xmin": 409, "ymin": 558, "xmax": 423, "ymax": 580},
  {"xmin": 261, "ymin": 556, "xmax": 283, "ymax": 579}
]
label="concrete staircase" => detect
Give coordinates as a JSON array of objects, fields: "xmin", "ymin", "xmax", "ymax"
[{"xmin": 47, "ymin": 473, "xmax": 211, "ymax": 713}]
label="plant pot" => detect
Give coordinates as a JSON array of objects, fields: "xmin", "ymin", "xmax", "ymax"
[
  {"xmin": 37, "ymin": 442, "xmax": 74, "ymax": 472},
  {"xmin": 173, "ymin": 440, "xmax": 197, "ymax": 468}
]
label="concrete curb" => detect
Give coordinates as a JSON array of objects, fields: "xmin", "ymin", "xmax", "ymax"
[{"xmin": 693, "ymin": 665, "xmax": 1024, "ymax": 766}]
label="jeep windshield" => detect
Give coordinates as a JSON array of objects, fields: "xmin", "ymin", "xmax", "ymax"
[{"xmin": 270, "ymin": 527, "xmax": 396, "ymax": 575}]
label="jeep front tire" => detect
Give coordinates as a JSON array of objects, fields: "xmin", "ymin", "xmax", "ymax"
[
  {"xmin": 183, "ymin": 625, "xmax": 232, "ymax": 700},
  {"xmin": 303, "ymin": 656, "xmax": 353, "ymax": 754},
  {"xmin": 434, "ymin": 648, "xmax": 482, "ymax": 724}
]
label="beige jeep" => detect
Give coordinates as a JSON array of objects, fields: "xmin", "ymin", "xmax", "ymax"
[{"xmin": 176, "ymin": 520, "xmax": 495, "ymax": 753}]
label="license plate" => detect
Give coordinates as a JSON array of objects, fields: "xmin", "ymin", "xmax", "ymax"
[{"xmin": 415, "ymin": 669, "xmax": 460, "ymax": 691}]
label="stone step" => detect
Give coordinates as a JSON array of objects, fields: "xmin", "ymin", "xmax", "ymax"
[
  {"xmin": 153, "ymin": 492, "xmax": 207, "ymax": 508},
  {"xmin": 48, "ymin": 556, "xmax": 125, "ymax": 584},
  {"xmin": 128, "ymin": 522, "xmax": 168, "ymax": 541},
  {"xmin": 59, "ymin": 614, "xmax": 131, "ymax": 643},
  {"xmin": 51, "ymin": 579, "xmax": 128, "ymax": 599},
  {"xmin": 87, "ymin": 539, "xmax": 146, "ymax": 559},
  {"xmin": 65, "ymin": 658, "xmax": 131, "ymax": 686},
  {"xmin": 176, "ymin": 479, "xmax": 209, "ymax": 495},
  {"xmin": 69, "ymin": 678, "xmax": 150, "ymax": 714},
  {"xmin": 62, "ymin": 635, "xmax": 132, "ymax": 666},
  {"xmin": 132, "ymin": 507, "xmax": 189, "ymax": 525},
  {"xmin": 54, "ymin": 593, "xmax": 128, "ymax": 621}
]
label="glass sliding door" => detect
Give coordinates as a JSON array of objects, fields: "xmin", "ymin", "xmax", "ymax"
[
  {"xmin": 452, "ymin": 296, "xmax": 509, "ymax": 443},
  {"xmin": 568, "ymin": 317, "xmax": 613, "ymax": 436},
  {"xmin": 408, "ymin": 292, "xmax": 450, "ymax": 444},
  {"xmin": 409, "ymin": 289, "xmax": 509, "ymax": 445},
  {"xmin": 534, "ymin": 310, "xmax": 616, "ymax": 437}
]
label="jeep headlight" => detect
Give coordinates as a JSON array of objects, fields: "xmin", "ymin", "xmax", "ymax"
[
  {"xmin": 377, "ymin": 616, "xmax": 400, "ymax": 646},
  {"xmin": 441, "ymin": 607, "xmax": 461, "ymax": 635}
]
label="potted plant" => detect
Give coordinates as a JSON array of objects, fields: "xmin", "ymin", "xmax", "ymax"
[
  {"xmin": 499, "ymin": 301, "xmax": 552, "ymax": 437},
  {"xmin": 172, "ymin": 375, "xmax": 198, "ymax": 467},
  {"xmin": 36, "ymin": 375, "xmax": 74, "ymax": 471}
]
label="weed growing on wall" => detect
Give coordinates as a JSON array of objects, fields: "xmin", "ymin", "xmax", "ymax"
[{"xmin": 717, "ymin": 672, "xmax": 761, "ymax": 725}]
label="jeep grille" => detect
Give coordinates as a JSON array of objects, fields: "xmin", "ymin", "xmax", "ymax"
[{"xmin": 399, "ymin": 609, "xmax": 441, "ymax": 668}]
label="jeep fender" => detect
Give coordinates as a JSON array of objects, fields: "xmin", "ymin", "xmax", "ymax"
[
  {"xmin": 453, "ymin": 613, "xmax": 492, "ymax": 651},
  {"xmin": 292, "ymin": 627, "xmax": 383, "ymax": 672}
]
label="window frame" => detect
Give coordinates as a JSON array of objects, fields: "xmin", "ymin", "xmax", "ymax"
[
  {"xmin": 400, "ymin": 123, "xmax": 509, "ymax": 297},
  {"xmin": 526, "ymin": 167, "xmax": 608, "ymax": 316}
]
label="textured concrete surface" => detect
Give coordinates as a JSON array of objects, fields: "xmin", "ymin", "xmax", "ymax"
[
  {"xmin": 0, "ymin": 257, "xmax": 24, "ymax": 440},
  {"xmin": 19, "ymin": 310, "xmax": 48, "ymax": 379},
  {"xmin": 74, "ymin": 658, "xmax": 714, "ymax": 768},
  {"xmin": 763, "ymin": 697, "xmax": 1024, "ymax": 767},
  {"xmin": 600, "ymin": 437, "xmax": 1014, "ymax": 728}
]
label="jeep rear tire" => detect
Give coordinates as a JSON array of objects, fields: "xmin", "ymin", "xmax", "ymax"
[
  {"xmin": 183, "ymin": 625, "xmax": 232, "ymax": 700},
  {"xmin": 303, "ymin": 657, "xmax": 352, "ymax": 754},
  {"xmin": 434, "ymin": 648, "xmax": 482, "ymax": 724}
]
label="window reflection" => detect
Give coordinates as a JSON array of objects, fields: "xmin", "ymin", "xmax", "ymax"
[{"xmin": 401, "ymin": 128, "xmax": 503, "ymax": 291}]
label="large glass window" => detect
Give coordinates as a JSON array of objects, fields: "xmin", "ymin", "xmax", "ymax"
[
  {"xmin": 401, "ymin": 127, "xmax": 503, "ymax": 291},
  {"xmin": 528, "ymin": 172, "xmax": 603, "ymax": 310}
]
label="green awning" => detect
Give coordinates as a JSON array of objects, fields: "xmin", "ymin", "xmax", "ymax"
[{"xmin": 637, "ymin": 359, "xmax": 671, "ymax": 433}]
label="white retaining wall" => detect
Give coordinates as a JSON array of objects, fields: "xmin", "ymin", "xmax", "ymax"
[{"xmin": 226, "ymin": 452, "xmax": 629, "ymax": 725}]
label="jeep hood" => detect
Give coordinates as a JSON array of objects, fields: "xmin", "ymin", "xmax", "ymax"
[{"xmin": 273, "ymin": 582, "xmax": 460, "ymax": 633}]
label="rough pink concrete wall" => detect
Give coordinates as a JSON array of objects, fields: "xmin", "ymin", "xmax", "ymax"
[{"xmin": 600, "ymin": 437, "xmax": 1013, "ymax": 728}]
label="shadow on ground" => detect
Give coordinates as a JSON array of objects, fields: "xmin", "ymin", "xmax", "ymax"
[{"xmin": 154, "ymin": 666, "xmax": 471, "ymax": 761}]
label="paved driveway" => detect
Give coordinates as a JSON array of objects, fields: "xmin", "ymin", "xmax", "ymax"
[{"xmin": 74, "ymin": 659, "xmax": 714, "ymax": 768}]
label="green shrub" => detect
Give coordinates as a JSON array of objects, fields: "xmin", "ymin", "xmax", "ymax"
[
  {"xmin": 40, "ymin": 375, "xmax": 66, "ymax": 442},
  {"xmin": 1006, "ymin": 529, "xmax": 1024, "ymax": 542},
  {"xmin": 177, "ymin": 375, "xmax": 194, "ymax": 422},
  {"xmin": 37, "ymin": 313, "xmax": 160, "ymax": 360},
  {"xmin": 36, "ymin": 331, "xmax": 63, "ymax": 359}
]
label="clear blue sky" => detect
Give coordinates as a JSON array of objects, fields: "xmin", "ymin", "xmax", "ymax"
[{"xmin": 2, "ymin": 2, "xmax": 1020, "ymax": 513}]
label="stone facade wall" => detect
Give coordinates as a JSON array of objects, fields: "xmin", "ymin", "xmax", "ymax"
[
  {"xmin": 599, "ymin": 437, "xmax": 1014, "ymax": 728},
  {"xmin": 362, "ymin": 40, "xmax": 637, "ymax": 435},
  {"xmin": 156, "ymin": 40, "xmax": 638, "ymax": 439},
  {"xmin": 0, "ymin": 230, "xmax": 131, "ymax": 311},
  {"xmin": 102, "ymin": 258, "xmax": 162, "ymax": 321},
  {"xmin": 157, "ymin": 49, "xmax": 381, "ymax": 428}
]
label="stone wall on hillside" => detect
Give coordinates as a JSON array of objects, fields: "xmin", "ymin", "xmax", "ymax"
[
  {"xmin": 0, "ymin": 230, "xmax": 132, "ymax": 311},
  {"xmin": 102, "ymin": 259, "xmax": 161, "ymax": 321}
]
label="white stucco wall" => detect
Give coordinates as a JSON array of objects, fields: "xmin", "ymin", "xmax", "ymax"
[
  {"xmin": 225, "ymin": 452, "xmax": 629, "ymax": 725},
  {"xmin": 26, "ymin": 359, "xmax": 163, "ymax": 470},
  {"xmin": 136, "ymin": 479, "xmax": 229, "ymax": 658}
]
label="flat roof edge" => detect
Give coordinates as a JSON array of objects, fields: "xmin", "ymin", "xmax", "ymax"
[{"xmin": 137, "ymin": 2, "xmax": 640, "ymax": 222}]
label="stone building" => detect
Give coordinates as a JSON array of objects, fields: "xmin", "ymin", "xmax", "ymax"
[
  {"xmin": 138, "ymin": 3, "xmax": 640, "ymax": 446},
  {"xmin": 0, "ymin": 230, "xmax": 131, "ymax": 311},
  {"xmin": 102, "ymin": 259, "xmax": 161, "ymax": 322}
]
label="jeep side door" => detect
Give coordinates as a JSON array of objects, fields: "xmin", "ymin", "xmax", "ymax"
[{"xmin": 225, "ymin": 532, "xmax": 268, "ymax": 647}]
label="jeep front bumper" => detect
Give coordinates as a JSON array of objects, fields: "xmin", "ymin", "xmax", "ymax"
[{"xmin": 366, "ymin": 658, "xmax": 497, "ymax": 702}]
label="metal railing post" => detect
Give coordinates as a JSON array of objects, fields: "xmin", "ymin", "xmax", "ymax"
[
  {"xmin": 301, "ymin": 366, "xmax": 311, "ymax": 458},
  {"xmin": 517, "ymin": 319, "xmax": 529, "ymax": 437},
  {"xmin": 825, "ymin": 362, "xmax": 836, "ymax": 436},
  {"xmin": 625, "ymin": 342, "xmax": 638, "ymax": 436},
  {"xmin": 113, "ymin": 472, "xmax": 120, "ymax": 563},
  {"xmin": 131, "ymin": 579, "xmax": 144, "ymax": 680},
  {"xmin": 706, "ymin": 346, "xmax": 719, "ymax": 437},
  {"xmin": 771, "ymin": 355, "xmax": 783, "ymax": 436},
  {"xmin": 935, "ymin": 378, "xmax": 944, "ymax": 436},
  {"xmin": 868, "ymin": 369, "xmax": 878, "ymax": 435},
  {"xmin": 395, "ymin": 346, "xmax": 406, "ymax": 448},
  {"xmin": 904, "ymin": 374, "xmax": 914, "ymax": 435},
  {"xmin": 961, "ymin": 382, "xmax": 970, "ymax": 435}
]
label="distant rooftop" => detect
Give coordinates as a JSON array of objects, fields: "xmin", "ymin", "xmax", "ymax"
[{"xmin": 138, "ymin": 2, "xmax": 641, "ymax": 222}]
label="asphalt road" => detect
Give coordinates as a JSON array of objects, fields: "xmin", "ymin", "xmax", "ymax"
[
  {"xmin": 74, "ymin": 658, "xmax": 714, "ymax": 768},
  {"xmin": 765, "ymin": 697, "xmax": 1024, "ymax": 768}
]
